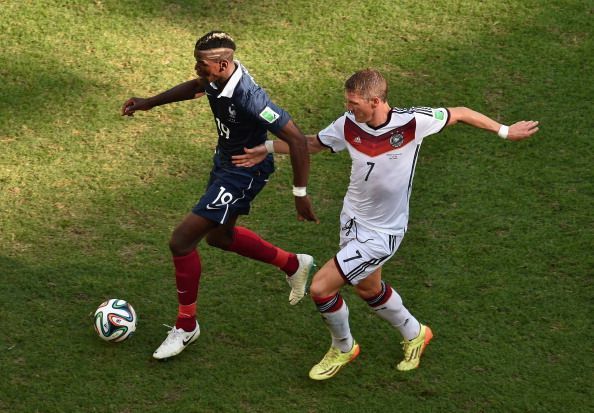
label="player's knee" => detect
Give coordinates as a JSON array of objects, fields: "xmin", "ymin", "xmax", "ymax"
[
  {"xmin": 205, "ymin": 232, "xmax": 232, "ymax": 250},
  {"xmin": 354, "ymin": 285, "xmax": 380, "ymax": 300},
  {"xmin": 204, "ymin": 233, "xmax": 218, "ymax": 248},
  {"xmin": 169, "ymin": 236, "xmax": 192, "ymax": 257},
  {"xmin": 309, "ymin": 277, "xmax": 328, "ymax": 300},
  {"xmin": 354, "ymin": 280, "xmax": 383, "ymax": 301}
]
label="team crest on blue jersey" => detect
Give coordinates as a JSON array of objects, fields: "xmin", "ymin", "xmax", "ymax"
[
  {"xmin": 228, "ymin": 104, "xmax": 238, "ymax": 123},
  {"xmin": 390, "ymin": 132, "xmax": 404, "ymax": 148}
]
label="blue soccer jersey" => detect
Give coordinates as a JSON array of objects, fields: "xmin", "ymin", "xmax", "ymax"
[{"xmin": 204, "ymin": 61, "xmax": 291, "ymax": 163}]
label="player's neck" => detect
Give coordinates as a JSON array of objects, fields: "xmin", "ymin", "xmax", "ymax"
[
  {"xmin": 367, "ymin": 102, "xmax": 391, "ymax": 128},
  {"xmin": 214, "ymin": 61, "xmax": 237, "ymax": 88}
]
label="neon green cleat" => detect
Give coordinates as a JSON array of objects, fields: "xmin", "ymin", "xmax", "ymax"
[
  {"xmin": 309, "ymin": 341, "xmax": 360, "ymax": 380},
  {"xmin": 287, "ymin": 254, "xmax": 315, "ymax": 305},
  {"xmin": 396, "ymin": 324, "xmax": 433, "ymax": 371}
]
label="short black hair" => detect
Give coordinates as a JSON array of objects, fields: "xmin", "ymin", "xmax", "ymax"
[{"xmin": 195, "ymin": 31, "xmax": 236, "ymax": 51}]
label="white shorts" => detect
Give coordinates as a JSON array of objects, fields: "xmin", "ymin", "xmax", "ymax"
[{"xmin": 335, "ymin": 213, "xmax": 404, "ymax": 285}]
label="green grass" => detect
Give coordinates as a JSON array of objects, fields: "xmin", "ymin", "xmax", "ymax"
[{"xmin": 1, "ymin": 0, "xmax": 592, "ymax": 412}]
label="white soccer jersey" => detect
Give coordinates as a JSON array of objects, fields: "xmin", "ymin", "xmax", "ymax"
[{"xmin": 318, "ymin": 107, "xmax": 449, "ymax": 235}]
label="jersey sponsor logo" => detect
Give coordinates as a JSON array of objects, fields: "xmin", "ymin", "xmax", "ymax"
[
  {"xmin": 389, "ymin": 132, "xmax": 404, "ymax": 148},
  {"xmin": 353, "ymin": 136, "xmax": 362, "ymax": 144},
  {"xmin": 259, "ymin": 106, "xmax": 280, "ymax": 123}
]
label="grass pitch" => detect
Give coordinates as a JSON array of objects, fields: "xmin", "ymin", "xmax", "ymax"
[{"xmin": 1, "ymin": 1, "xmax": 592, "ymax": 412}]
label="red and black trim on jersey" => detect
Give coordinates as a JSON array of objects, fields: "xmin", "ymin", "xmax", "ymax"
[
  {"xmin": 318, "ymin": 106, "xmax": 450, "ymax": 155},
  {"xmin": 344, "ymin": 116, "xmax": 416, "ymax": 157}
]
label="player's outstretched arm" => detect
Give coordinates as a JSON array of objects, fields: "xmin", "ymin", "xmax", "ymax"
[
  {"xmin": 121, "ymin": 78, "xmax": 207, "ymax": 116},
  {"xmin": 446, "ymin": 107, "xmax": 539, "ymax": 141},
  {"xmin": 231, "ymin": 135, "xmax": 323, "ymax": 168}
]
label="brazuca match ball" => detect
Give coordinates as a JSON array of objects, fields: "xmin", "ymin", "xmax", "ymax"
[{"xmin": 94, "ymin": 299, "xmax": 137, "ymax": 342}]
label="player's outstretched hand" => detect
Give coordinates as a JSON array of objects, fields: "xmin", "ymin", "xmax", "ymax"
[
  {"xmin": 231, "ymin": 146, "xmax": 268, "ymax": 168},
  {"xmin": 507, "ymin": 120, "xmax": 539, "ymax": 141},
  {"xmin": 295, "ymin": 195, "xmax": 319, "ymax": 224},
  {"xmin": 121, "ymin": 97, "xmax": 153, "ymax": 116}
]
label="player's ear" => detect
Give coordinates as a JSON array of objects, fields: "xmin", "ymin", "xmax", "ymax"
[{"xmin": 219, "ymin": 59, "xmax": 229, "ymax": 72}]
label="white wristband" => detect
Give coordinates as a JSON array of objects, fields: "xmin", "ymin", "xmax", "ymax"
[
  {"xmin": 498, "ymin": 125, "xmax": 509, "ymax": 139},
  {"xmin": 292, "ymin": 186, "xmax": 307, "ymax": 197},
  {"xmin": 264, "ymin": 140, "xmax": 275, "ymax": 153}
]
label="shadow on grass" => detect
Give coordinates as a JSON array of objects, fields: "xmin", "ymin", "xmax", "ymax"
[{"xmin": 0, "ymin": 53, "xmax": 109, "ymax": 132}]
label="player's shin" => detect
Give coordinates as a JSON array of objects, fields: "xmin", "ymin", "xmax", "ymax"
[
  {"xmin": 365, "ymin": 281, "xmax": 420, "ymax": 340},
  {"xmin": 313, "ymin": 293, "xmax": 353, "ymax": 352},
  {"xmin": 172, "ymin": 249, "xmax": 201, "ymax": 331}
]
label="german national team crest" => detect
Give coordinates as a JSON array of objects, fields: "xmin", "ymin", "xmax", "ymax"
[{"xmin": 389, "ymin": 132, "xmax": 404, "ymax": 148}]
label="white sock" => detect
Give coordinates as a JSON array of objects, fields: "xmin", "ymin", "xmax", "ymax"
[
  {"xmin": 318, "ymin": 296, "xmax": 354, "ymax": 353},
  {"xmin": 368, "ymin": 283, "xmax": 421, "ymax": 341}
]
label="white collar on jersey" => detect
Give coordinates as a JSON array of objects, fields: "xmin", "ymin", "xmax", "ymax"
[{"xmin": 210, "ymin": 60, "xmax": 243, "ymax": 98}]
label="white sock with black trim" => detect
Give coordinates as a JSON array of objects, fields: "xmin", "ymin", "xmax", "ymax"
[
  {"xmin": 314, "ymin": 293, "xmax": 354, "ymax": 353},
  {"xmin": 366, "ymin": 281, "xmax": 421, "ymax": 341}
]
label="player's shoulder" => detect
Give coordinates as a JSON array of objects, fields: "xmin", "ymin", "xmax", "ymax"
[
  {"xmin": 235, "ymin": 64, "xmax": 260, "ymax": 92},
  {"xmin": 393, "ymin": 106, "xmax": 449, "ymax": 124},
  {"xmin": 388, "ymin": 107, "xmax": 416, "ymax": 124},
  {"xmin": 393, "ymin": 106, "xmax": 433, "ymax": 116},
  {"xmin": 233, "ymin": 67, "xmax": 266, "ymax": 103}
]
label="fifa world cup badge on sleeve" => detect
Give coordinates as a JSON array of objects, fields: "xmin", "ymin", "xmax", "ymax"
[{"xmin": 259, "ymin": 106, "xmax": 280, "ymax": 123}]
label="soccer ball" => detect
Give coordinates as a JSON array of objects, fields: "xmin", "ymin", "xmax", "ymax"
[{"xmin": 94, "ymin": 298, "xmax": 137, "ymax": 342}]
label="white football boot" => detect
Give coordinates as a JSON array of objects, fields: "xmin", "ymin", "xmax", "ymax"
[
  {"xmin": 286, "ymin": 254, "xmax": 315, "ymax": 305},
  {"xmin": 153, "ymin": 321, "xmax": 200, "ymax": 360}
]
